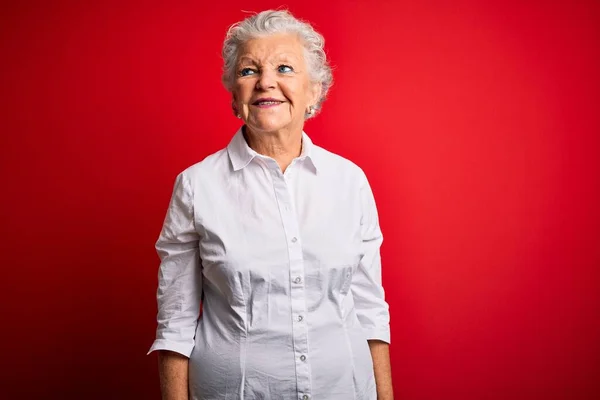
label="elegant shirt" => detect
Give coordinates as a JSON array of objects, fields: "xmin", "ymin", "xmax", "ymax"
[{"xmin": 148, "ymin": 127, "xmax": 391, "ymax": 400}]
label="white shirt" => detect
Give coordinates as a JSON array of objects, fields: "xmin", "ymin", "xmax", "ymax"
[{"xmin": 148, "ymin": 127, "xmax": 390, "ymax": 400}]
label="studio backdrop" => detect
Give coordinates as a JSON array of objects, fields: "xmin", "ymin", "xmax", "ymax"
[{"xmin": 1, "ymin": 0, "xmax": 599, "ymax": 399}]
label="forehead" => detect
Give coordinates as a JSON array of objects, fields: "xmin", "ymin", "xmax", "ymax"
[{"xmin": 237, "ymin": 33, "xmax": 305, "ymax": 64}]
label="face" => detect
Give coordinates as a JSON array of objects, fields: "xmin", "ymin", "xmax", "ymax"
[{"xmin": 232, "ymin": 33, "xmax": 321, "ymax": 135}]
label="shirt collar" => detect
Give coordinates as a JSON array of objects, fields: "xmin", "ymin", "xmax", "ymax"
[{"xmin": 227, "ymin": 126, "xmax": 319, "ymax": 173}]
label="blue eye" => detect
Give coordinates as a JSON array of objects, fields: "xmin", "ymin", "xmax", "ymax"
[
  {"xmin": 278, "ymin": 65, "xmax": 293, "ymax": 73},
  {"xmin": 239, "ymin": 68, "xmax": 256, "ymax": 76}
]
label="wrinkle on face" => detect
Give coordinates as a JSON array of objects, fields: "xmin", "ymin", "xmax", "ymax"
[{"xmin": 232, "ymin": 34, "xmax": 320, "ymax": 137}]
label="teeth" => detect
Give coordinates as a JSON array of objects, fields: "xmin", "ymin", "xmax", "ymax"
[{"xmin": 257, "ymin": 101, "xmax": 280, "ymax": 105}]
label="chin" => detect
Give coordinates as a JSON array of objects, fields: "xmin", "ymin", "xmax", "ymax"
[{"xmin": 248, "ymin": 118, "xmax": 290, "ymax": 134}]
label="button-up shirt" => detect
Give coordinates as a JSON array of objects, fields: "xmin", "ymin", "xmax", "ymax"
[{"xmin": 148, "ymin": 127, "xmax": 391, "ymax": 400}]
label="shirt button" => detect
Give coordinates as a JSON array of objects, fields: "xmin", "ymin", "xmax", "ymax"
[
  {"xmin": 294, "ymin": 276, "xmax": 302, "ymax": 284},
  {"xmin": 291, "ymin": 237, "xmax": 298, "ymax": 243},
  {"xmin": 297, "ymin": 315, "xmax": 303, "ymax": 322},
  {"xmin": 302, "ymin": 395, "xmax": 309, "ymax": 400},
  {"xmin": 300, "ymin": 355, "xmax": 306, "ymax": 361}
]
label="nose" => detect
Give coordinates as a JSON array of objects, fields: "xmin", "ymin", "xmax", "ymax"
[{"xmin": 256, "ymin": 69, "xmax": 276, "ymax": 90}]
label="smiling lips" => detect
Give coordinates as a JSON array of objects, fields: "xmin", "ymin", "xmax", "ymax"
[{"xmin": 253, "ymin": 98, "xmax": 284, "ymax": 108}]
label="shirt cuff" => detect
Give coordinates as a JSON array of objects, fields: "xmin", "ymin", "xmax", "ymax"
[
  {"xmin": 364, "ymin": 327, "xmax": 391, "ymax": 344},
  {"xmin": 146, "ymin": 339, "xmax": 194, "ymax": 358}
]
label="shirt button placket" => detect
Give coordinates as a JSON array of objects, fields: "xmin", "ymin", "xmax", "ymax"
[{"xmin": 270, "ymin": 163, "xmax": 311, "ymax": 399}]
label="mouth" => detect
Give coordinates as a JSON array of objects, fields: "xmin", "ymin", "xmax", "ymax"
[{"xmin": 252, "ymin": 98, "xmax": 285, "ymax": 108}]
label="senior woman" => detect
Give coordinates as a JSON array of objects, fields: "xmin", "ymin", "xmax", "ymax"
[{"xmin": 148, "ymin": 10, "xmax": 393, "ymax": 400}]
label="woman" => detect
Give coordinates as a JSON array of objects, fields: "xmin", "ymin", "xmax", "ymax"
[{"xmin": 148, "ymin": 10, "xmax": 393, "ymax": 400}]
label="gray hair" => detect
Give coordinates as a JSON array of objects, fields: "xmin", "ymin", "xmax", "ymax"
[{"xmin": 221, "ymin": 10, "xmax": 333, "ymax": 118}]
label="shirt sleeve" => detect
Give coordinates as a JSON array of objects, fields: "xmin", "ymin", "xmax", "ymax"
[
  {"xmin": 350, "ymin": 171, "xmax": 391, "ymax": 344},
  {"xmin": 147, "ymin": 171, "xmax": 203, "ymax": 357}
]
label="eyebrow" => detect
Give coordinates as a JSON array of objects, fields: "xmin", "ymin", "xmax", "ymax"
[
  {"xmin": 237, "ymin": 56, "xmax": 258, "ymax": 66},
  {"xmin": 237, "ymin": 53, "xmax": 301, "ymax": 66}
]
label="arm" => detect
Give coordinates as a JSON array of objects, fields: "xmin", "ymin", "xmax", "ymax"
[
  {"xmin": 148, "ymin": 172, "xmax": 203, "ymax": 400},
  {"xmin": 158, "ymin": 351, "xmax": 189, "ymax": 400},
  {"xmin": 351, "ymin": 171, "xmax": 393, "ymax": 399},
  {"xmin": 368, "ymin": 340, "xmax": 394, "ymax": 400}
]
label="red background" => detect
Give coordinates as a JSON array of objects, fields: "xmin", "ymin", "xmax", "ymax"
[{"xmin": 1, "ymin": 0, "xmax": 599, "ymax": 399}]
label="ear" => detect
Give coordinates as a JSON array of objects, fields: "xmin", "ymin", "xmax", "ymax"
[
  {"xmin": 309, "ymin": 82, "xmax": 322, "ymax": 106},
  {"xmin": 231, "ymin": 97, "xmax": 240, "ymax": 117}
]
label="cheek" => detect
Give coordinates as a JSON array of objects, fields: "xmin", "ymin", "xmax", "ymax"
[
  {"xmin": 233, "ymin": 83, "xmax": 253, "ymax": 103},
  {"xmin": 282, "ymin": 85, "xmax": 305, "ymax": 106}
]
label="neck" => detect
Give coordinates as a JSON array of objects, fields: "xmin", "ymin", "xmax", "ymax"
[{"xmin": 243, "ymin": 126, "xmax": 303, "ymax": 173}]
